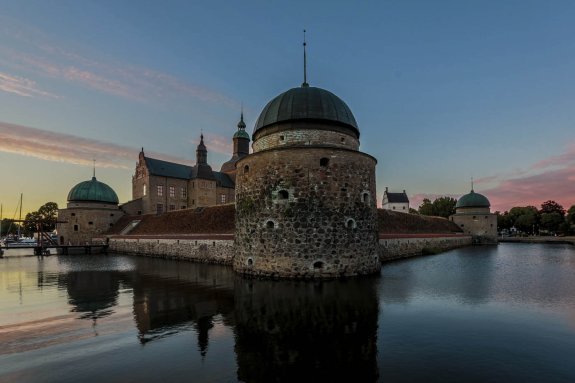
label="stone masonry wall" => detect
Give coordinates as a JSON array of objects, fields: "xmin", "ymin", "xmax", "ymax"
[
  {"xmin": 234, "ymin": 146, "xmax": 380, "ymax": 278},
  {"xmin": 379, "ymin": 235, "xmax": 473, "ymax": 261},
  {"xmin": 108, "ymin": 236, "xmax": 234, "ymax": 264},
  {"xmin": 253, "ymin": 128, "xmax": 359, "ymax": 152}
]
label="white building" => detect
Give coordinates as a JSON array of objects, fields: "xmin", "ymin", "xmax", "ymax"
[{"xmin": 382, "ymin": 187, "xmax": 409, "ymax": 212}]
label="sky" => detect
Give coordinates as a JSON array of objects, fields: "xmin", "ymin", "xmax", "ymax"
[{"xmin": 1, "ymin": 0, "xmax": 575, "ymax": 217}]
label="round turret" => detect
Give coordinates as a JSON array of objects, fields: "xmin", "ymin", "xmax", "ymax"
[
  {"xmin": 67, "ymin": 177, "xmax": 119, "ymax": 204},
  {"xmin": 234, "ymin": 83, "xmax": 379, "ymax": 279}
]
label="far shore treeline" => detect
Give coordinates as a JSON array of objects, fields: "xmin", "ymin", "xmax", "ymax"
[{"xmin": 415, "ymin": 198, "xmax": 575, "ymax": 236}]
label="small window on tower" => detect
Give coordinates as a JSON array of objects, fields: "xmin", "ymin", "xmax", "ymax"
[
  {"xmin": 73, "ymin": 225, "xmax": 79, "ymax": 231},
  {"xmin": 278, "ymin": 190, "xmax": 289, "ymax": 200},
  {"xmin": 320, "ymin": 157, "xmax": 329, "ymax": 167},
  {"xmin": 244, "ymin": 165, "xmax": 250, "ymax": 173}
]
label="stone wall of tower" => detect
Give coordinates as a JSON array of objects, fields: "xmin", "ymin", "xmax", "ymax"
[
  {"xmin": 57, "ymin": 203, "xmax": 122, "ymax": 245},
  {"xmin": 253, "ymin": 128, "xmax": 359, "ymax": 152},
  {"xmin": 233, "ymin": 146, "xmax": 380, "ymax": 278},
  {"xmin": 450, "ymin": 210, "xmax": 498, "ymax": 244}
]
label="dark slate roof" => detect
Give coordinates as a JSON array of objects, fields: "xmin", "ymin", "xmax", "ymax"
[
  {"xmin": 145, "ymin": 157, "xmax": 192, "ymax": 179},
  {"xmin": 254, "ymin": 86, "xmax": 359, "ymax": 137},
  {"xmin": 213, "ymin": 172, "xmax": 235, "ymax": 188},
  {"xmin": 386, "ymin": 192, "xmax": 409, "ymax": 203},
  {"xmin": 144, "ymin": 156, "xmax": 234, "ymax": 188}
]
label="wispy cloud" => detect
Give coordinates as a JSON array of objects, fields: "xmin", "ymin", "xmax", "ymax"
[
  {"xmin": 0, "ymin": 121, "xmax": 192, "ymax": 168},
  {"xmin": 0, "ymin": 24, "xmax": 239, "ymax": 108},
  {"xmin": 0, "ymin": 72, "xmax": 58, "ymax": 98},
  {"xmin": 474, "ymin": 142, "xmax": 575, "ymax": 212}
]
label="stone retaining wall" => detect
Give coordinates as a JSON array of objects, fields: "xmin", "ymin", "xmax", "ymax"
[
  {"xmin": 108, "ymin": 236, "xmax": 234, "ymax": 264},
  {"xmin": 379, "ymin": 235, "xmax": 473, "ymax": 261},
  {"xmin": 109, "ymin": 234, "xmax": 473, "ymax": 267}
]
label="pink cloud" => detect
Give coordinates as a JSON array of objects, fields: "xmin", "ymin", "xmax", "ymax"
[
  {"xmin": 0, "ymin": 32, "xmax": 239, "ymax": 107},
  {"xmin": 0, "ymin": 72, "xmax": 58, "ymax": 98},
  {"xmin": 482, "ymin": 167, "xmax": 575, "ymax": 212},
  {"xmin": 0, "ymin": 121, "xmax": 192, "ymax": 169}
]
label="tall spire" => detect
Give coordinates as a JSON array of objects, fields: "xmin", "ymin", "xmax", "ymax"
[
  {"xmin": 196, "ymin": 133, "xmax": 207, "ymax": 164},
  {"xmin": 302, "ymin": 29, "xmax": 309, "ymax": 88}
]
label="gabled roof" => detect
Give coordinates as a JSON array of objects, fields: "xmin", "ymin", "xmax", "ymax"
[
  {"xmin": 385, "ymin": 192, "xmax": 409, "ymax": 203},
  {"xmin": 145, "ymin": 157, "xmax": 192, "ymax": 179}
]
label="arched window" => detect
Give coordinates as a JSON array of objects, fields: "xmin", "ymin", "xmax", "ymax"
[
  {"xmin": 320, "ymin": 157, "xmax": 329, "ymax": 167},
  {"xmin": 362, "ymin": 193, "xmax": 369, "ymax": 203},
  {"xmin": 346, "ymin": 218, "xmax": 356, "ymax": 229},
  {"xmin": 278, "ymin": 190, "xmax": 289, "ymax": 200},
  {"xmin": 244, "ymin": 165, "xmax": 250, "ymax": 173},
  {"xmin": 143, "ymin": 184, "xmax": 147, "ymax": 196},
  {"xmin": 247, "ymin": 258, "xmax": 254, "ymax": 267},
  {"xmin": 266, "ymin": 220, "xmax": 275, "ymax": 229}
]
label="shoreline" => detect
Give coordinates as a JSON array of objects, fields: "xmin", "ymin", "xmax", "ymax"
[{"xmin": 498, "ymin": 236, "xmax": 575, "ymax": 245}]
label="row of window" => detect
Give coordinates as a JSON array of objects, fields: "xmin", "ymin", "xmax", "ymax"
[{"xmin": 143, "ymin": 183, "xmax": 220, "ymax": 197}]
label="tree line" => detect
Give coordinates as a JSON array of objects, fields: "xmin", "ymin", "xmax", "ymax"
[
  {"xmin": 415, "ymin": 197, "xmax": 575, "ymax": 236},
  {"xmin": 1, "ymin": 202, "xmax": 58, "ymax": 237}
]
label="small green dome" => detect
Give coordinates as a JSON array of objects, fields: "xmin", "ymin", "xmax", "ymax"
[
  {"xmin": 67, "ymin": 177, "xmax": 119, "ymax": 204},
  {"xmin": 456, "ymin": 190, "xmax": 490, "ymax": 209}
]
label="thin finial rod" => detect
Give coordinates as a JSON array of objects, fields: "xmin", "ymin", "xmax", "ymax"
[
  {"xmin": 302, "ymin": 29, "xmax": 308, "ymax": 87},
  {"xmin": 471, "ymin": 176, "xmax": 474, "ymax": 192},
  {"xmin": 93, "ymin": 159, "xmax": 96, "ymax": 178}
]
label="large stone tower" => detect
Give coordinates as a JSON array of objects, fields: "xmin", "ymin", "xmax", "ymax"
[{"xmin": 233, "ymin": 83, "xmax": 380, "ymax": 278}]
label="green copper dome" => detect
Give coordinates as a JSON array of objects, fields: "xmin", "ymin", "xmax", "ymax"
[
  {"xmin": 456, "ymin": 190, "xmax": 490, "ymax": 209},
  {"xmin": 254, "ymin": 86, "xmax": 359, "ymax": 138},
  {"xmin": 67, "ymin": 177, "xmax": 119, "ymax": 204}
]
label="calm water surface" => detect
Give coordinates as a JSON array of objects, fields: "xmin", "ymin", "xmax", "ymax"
[{"xmin": 1, "ymin": 243, "xmax": 575, "ymax": 382}]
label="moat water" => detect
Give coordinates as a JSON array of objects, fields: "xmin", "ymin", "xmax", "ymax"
[{"xmin": 1, "ymin": 243, "xmax": 574, "ymax": 383}]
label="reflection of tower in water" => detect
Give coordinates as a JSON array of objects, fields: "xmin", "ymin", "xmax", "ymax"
[
  {"xmin": 233, "ymin": 276, "xmax": 380, "ymax": 382},
  {"xmin": 61, "ymin": 270, "xmax": 121, "ymax": 334}
]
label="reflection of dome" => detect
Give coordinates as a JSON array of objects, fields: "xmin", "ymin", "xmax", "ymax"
[
  {"xmin": 67, "ymin": 177, "xmax": 119, "ymax": 204},
  {"xmin": 254, "ymin": 86, "xmax": 359, "ymax": 138},
  {"xmin": 456, "ymin": 190, "xmax": 490, "ymax": 209}
]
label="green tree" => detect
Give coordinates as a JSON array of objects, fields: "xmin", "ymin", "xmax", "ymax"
[
  {"xmin": 23, "ymin": 202, "xmax": 59, "ymax": 234},
  {"xmin": 432, "ymin": 197, "xmax": 457, "ymax": 218},
  {"xmin": 496, "ymin": 211, "xmax": 513, "ymax": 231},
  {"xmin": 508, "ymin": 206, "xmax": 539, "ymax": 233},
  {"xmin": 418, "ymin": 198, "xmax": 434, "ymax": 216},
  {"xmin": 566, "ymin": 205, "xmax": 575, "ymax": 226},
  {"xmin": 540, "ymin": 200, "xmax": 565, "ymax": 216},
  {"xmin": 540, "ymin": 212, "xmax": 565, "ymax": 233}
]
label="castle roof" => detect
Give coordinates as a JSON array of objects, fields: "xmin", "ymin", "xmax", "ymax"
[
  {"xmin": 385, "ymin": 192, "xmax": 409, "ymax": 203},
  {"xmin": 143, "ymin": 156, "xmax": 234, "ymax": 188},
  {"xmin": 254, "ymin": 86, "xmax": 359, "ymax": 138},
  {"xmin": 456, "ymin": 190, "xmax": 490, "ymax": 209},
  {"xmin": 67, "ymin": 177, "xmax": 119, "ymax": 204}
]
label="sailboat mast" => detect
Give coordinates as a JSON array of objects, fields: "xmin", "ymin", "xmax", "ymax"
[{"xmin": 18, "ymin": 193, "xmax": 22, "ymax": 238}]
